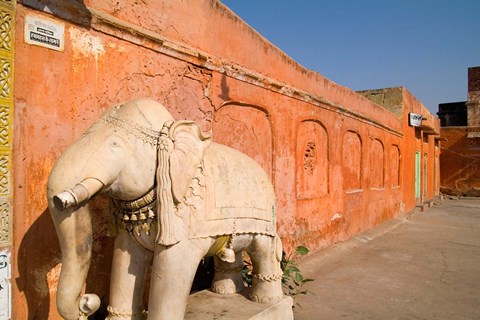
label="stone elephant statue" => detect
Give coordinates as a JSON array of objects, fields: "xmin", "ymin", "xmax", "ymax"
[{"xmin": 47, "ymin": 99, "xmax": 284, "ymax": 320}]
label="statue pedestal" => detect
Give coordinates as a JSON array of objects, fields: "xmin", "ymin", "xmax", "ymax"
[{"xmin": 185, "ymin": 290, "xmax": 294, "ymax": 320}]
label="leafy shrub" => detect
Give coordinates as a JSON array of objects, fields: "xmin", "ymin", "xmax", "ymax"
[{"xmin": 281, "ymin": 246, "xmax": 314, "ymax": 298}]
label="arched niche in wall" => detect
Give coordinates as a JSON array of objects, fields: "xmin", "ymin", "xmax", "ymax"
[
  {"xmin": 390, "ymin": 145, "xmax": 401, "ymax": 187},
  {"xmin": 212, "ymin": 101, "xmax": 272, "ymax": 177},
  {"xmin": 370, "ymin": 138, "xmax": 385, "ymax": 188},
  {"xmin": 296, "ymin": 120, "xmax": 329, "ymax": 199},
  {"xmin": 342, "ymin": 131, "xmax": 362, "ymax": 191}
]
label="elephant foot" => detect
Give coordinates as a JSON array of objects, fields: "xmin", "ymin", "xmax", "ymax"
[
  {"xmin": 248, "ymin": 273, "xmax": 284, "ymax": 305},
  {"xmin": 211, "ymin": 277, "xmax": 244, "ymax": 294},
  {"xmin": 211, "ymin": 252, "xmax": 244, "ymax": 294},
  {"xmin": 249, "ymin": 292, "xmax": 284, "ymax": 305},
  {"xmin": 211, "ymin": 267, "xmax": 244, "ymax": 294}
]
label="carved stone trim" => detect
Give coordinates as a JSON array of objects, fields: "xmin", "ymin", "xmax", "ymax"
[
  {"xmin": 113, "ymin": 187, "xmax": 157, "ymax": 237},
  {"xmin": 0, "ymin": 150, "xmax": 9, "ymax": 195},
  {"xmin": 0, "ymin": 58, "xmax": 11, "ymax": 100},
  {"xmin": 0, "ymin": 105, "xmax": 10, "ymax": 146},
  {"xmin": 0, "ymin": 197, "xmax": 10, "ymax": 246},
  {"xmin": 106, "ymin": 305, "xmax": 147, "ymax": 320},
  {"xmin": 0, "ymin": 10, "xmax": 12, "ymax": 52},
  {"xmin": 252, "ymin": 272, "xmax": 283, "ymax": 282},
  {"xmin": 0, "ymin": 1, "xmax": 13, "ymax": 248},
  {"xmin": 102, "ymin": 114, "xmax": 160, "ymax": 146}
]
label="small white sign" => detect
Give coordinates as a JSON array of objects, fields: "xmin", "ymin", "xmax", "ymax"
[
  {"xmin": 24, "ymin": 14, "xmax": 65, "ymax": 52},
  {"xmin": 0, "ymin": 250, "xmax": 11, "ymax": 320},
  {"xmin": 409, "ymin": 113, "xmax": 423, "ymax": 127}
]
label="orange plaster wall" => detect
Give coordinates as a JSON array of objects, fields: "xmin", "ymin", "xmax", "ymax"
[
  {"xmin": 12, "ymin": 1, "xmax": 427, "ymax": 319},
  {"xmin": 438, "ymin": 67, "xmax": 480, "ymax": 196},
  {"xmin": 13, "ymin": 5, "xmax": 220, "ymax": 318},
  {"xmin": 441, "ymin": 128, "xmax": 466, "ymax": 189},
  {"xmin": 358, "ymin": 87, "xmax": 441, "ymax": 212},
  {"xmin": 400, "ymin": 89, "xmax": 441, "ymax": 209},
  {"xmin": 87, "ymin": 0, "xmax": 402, "ymax": 134},
  {"xmin": 440, "ymin": 127, "xmax": 480, "ymax": 195},
  {"xmin": 207, "ymin": 74, "xmax": 404, "ymax": 250}
]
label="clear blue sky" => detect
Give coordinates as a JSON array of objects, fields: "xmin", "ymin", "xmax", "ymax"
[{"xmin": 221, "ymin": 0, "xmax": 480, "ymax": 114}]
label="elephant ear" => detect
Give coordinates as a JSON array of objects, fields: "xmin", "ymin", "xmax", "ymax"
[
  {"xmin": 169, "ymin": 121, "xmax": 211, "ymax": 202},
  {"xmin": 155, "ymin": 120, "xmax": 211, "ymax": 246}
]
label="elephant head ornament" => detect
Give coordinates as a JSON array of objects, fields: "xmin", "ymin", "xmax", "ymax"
[{"xmin": 47, "ymin": 99, "xmax": 285, "ymax": 320}]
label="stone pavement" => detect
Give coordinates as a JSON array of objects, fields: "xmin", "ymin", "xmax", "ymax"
[{"xmin": 293, "ymin": 198, "xmax": 480, "ymax": 320}]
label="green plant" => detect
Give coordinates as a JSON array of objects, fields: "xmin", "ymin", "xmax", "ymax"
[
  {"xmin": 281, "ymin": 246, "xmax": 314, "ymax": 299},
  {"xmin": 242, "ymin": 245, "xmax": 314, "ymax": 300},
  {"xmin": 242, "ymin": 257, "xmax": 253, "ymax": 287}
]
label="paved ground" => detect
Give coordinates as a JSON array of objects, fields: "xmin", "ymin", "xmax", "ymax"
[{"xmin": 293, "ymin": 198, "xmax": 480, "ymax": 320}]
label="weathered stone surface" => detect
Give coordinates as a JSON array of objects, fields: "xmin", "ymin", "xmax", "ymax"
[
  {"xmin": 468, "ymin": 66, "xmax": 480, "ymax": 101},
  {"xmin": 357, "ymin": 87, "xmax": 404, "ymax": 118}
]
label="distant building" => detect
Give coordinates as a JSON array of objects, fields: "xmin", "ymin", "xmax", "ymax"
[
  {"xmin": 437, "ymin": 66, "xmax": 480, "ymax": 196},
  {"xmin": 437, "ymin": 102, "xmax": 467, "ymax": 127},
  {"xmin": 358, "ymin": 87, "xmax": 441, "ymax": 210}
]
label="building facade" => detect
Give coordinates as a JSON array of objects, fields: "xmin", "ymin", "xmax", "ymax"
[
  {"xmin": 358, "ymin": 87, "xmax": 441, "ymax": 210},
  {"xmin": 437, "ymin": 67, "xmax": 480, "ymax": 196},
  {"xmin": 0, "ymin": 1, "xmax": 440, "ymax": 318}
]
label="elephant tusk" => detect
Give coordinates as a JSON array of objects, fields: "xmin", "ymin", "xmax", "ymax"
[
  {"xmin": 53, "ymin": 190, "xmax": 78, "ymax": 211},
  {"xmin": 53, "ymin": 178, "xmax": 105, "ymax": 211}
]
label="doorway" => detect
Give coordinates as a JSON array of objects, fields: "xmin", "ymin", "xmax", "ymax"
[{"xmin": 415, "ymin": 151, "xmax": 420, "ymax": 199}]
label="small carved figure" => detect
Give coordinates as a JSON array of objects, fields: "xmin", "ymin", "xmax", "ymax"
[{"xmin": 47, "ymin": 99, "xmax": 284, "ymax": 320}]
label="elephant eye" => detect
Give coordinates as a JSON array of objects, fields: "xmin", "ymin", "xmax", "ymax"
[{"xmin": 109, "ymin": 138, "xmax": 121, "ymax": 148}]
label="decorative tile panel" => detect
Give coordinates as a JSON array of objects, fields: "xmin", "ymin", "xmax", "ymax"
[
  {"xmin": 0, "ymin": 199, "xmax": 9, "ymax": 245},
  {"xmin": 0, "ymin": 10, "xmax": 11, "ymax": 52},
  {"xmin": 0, "ymin": 105, "xmax": 9, "ymax": 146},
  {"xmin": 0, "ymin": 0, "xmax": 14, "ymax": 248},
  {"xmin": 0, "ymin": 151, "xmax": 8, "ymax": 195},
  {"xmin": 0, "ymin": 58, "xmax": 11, "ymax": 99}
]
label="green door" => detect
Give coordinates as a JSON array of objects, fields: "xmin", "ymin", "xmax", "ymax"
[
  {"xmin": 423, "ymin": 153, "xmax": 428, "ymax": 197},
  {"xmin": 415, "ymin": 151, "xmax": 420, "ymax": 198}
]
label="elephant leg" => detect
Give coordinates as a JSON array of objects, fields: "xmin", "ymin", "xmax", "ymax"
[
  {"xmin": 108, "ymin": 229, "xmax": 152, "ymax": 320},
  {"xmin": 211, "ymin": 252, "xmax": 244, "ymax": 294},
  {"xmin": 147, "ymin": 238, "xmax": 212, "ymax": 320},
  {"xmin": 247, "ymin": 234, "xmax": 284, "ymax": 304}
]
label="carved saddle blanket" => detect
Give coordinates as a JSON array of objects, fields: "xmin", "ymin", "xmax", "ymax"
[
  {"xmin": 114, "ymin": 143, "xmax": 276, "ymax": 240},
  {"xmin": 186, "ymin": 143, "xmax": 276, "ymax": 239}
]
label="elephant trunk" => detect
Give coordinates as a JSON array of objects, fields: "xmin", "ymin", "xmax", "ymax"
[
  {"xmin": 51, "ymin": 203, "xmax": 99, "ymax": 319},
  {"xmin": 48, "ymin": 173, "xmax": 113, "ymax": 318}
]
